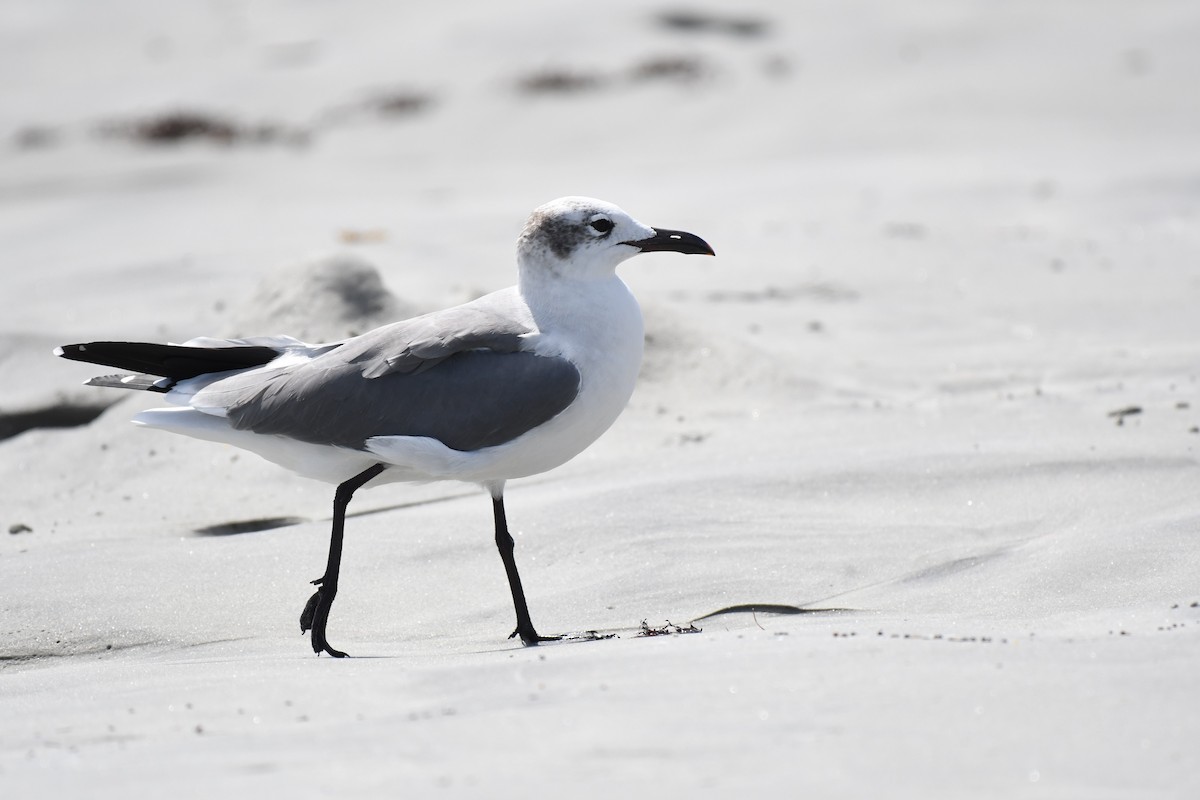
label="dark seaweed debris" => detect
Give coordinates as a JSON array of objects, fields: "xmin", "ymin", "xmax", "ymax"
[
  {"xmin": 656, "ymin": 9, "xmax": 770, "ymax": 39},
  {"xmin": 638, "ymin": 620, "xmax": 702, "ymax": 637},
  {"xmin": 517, "ymin": 69, "xmax": 606, "ymax": 95},
  {"xmin": 1107, "ymin": 406, "xmax": 1142, "ymax": 426},
  {"xmin": 99, "ymin": 110, "xmax": 310, "ymax": 147}
]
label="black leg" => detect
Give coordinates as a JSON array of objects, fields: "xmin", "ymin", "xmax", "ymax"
[
  {"xmin": 300, "ymin": 462, "xmax": 385, "ymax": 657},
  {"xmin": 493, "ymin": 495, "xmax": 560, "ymax": 646}
]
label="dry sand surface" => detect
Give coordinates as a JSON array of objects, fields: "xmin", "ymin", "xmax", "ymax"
[{"xmin": 2, "ymin": 1, "xmax": 1199, "ymax": 797}]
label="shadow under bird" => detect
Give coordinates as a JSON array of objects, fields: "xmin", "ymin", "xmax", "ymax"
[{"xmin": 56, "ymin": 197, "xmax": 715, "ymax": 656}]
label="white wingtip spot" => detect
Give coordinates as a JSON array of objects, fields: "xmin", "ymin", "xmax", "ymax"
[{"xmin": 52, "ymin": 346, "xmax": 65, "ymax": 357}]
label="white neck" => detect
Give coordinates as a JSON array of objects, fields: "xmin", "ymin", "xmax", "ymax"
[{"xmin": 517, "ymin": 266, "xmax": 644, "ymax": 369}]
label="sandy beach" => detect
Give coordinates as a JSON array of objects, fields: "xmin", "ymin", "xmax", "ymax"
[{"xmin": 3, "ymin": 2, "xmax": 1198, "ymax": 796}]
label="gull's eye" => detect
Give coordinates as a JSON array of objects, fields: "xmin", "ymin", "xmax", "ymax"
[{"xmin": 589, "ymin": 217, "xmax": 614, "ymax": 235}]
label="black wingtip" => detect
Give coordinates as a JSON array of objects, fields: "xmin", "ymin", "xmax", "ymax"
[{"xmin": 54, "ymin": 341, "xmax": 282, "ymax": 380}]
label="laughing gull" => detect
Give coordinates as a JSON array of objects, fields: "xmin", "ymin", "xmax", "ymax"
[{"xmin": 56, "ymin": 197, "xmax": 714, "ymax": 656}]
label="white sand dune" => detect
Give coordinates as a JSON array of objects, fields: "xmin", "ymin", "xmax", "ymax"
[{"xmin": 2, "ymin": 1, "xmax": 1198, "ymax": 797}]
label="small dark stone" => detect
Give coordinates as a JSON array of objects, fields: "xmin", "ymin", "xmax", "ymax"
[{"xmin": 8, "ymin": 523, "xmax": 32, "ymax": 535}]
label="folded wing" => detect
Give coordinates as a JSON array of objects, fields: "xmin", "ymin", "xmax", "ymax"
[
  {"xmin": 214, "ymin": 348, "xmax": 580, "ymax": 451},
  {"xmin": 190, "ymin": 301, "xmax": 578, "ymax": 452},
  {"xmin": 59, "ymin": 294, "xmax": 578, "ymax": 453}
]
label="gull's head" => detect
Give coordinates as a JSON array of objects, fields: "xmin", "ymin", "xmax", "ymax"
[{"xmin": 516, "ymin": 196, "xmax": 714, "ymax": 280}]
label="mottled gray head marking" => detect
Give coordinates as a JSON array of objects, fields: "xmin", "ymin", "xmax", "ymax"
[
  {"xmin": 519, "ymin": 206, "xmax": 591, "ymax": 261},
  {"xmin": 516, "ymin": 195, "xmax": 609, "ymax": 261}
]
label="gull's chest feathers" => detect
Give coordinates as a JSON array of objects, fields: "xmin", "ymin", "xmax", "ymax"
[{"xmin": 518, "ymin": 275, "xmax": 645, "ymax": 390}]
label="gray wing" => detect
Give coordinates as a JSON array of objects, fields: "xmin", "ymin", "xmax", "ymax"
[
  {"xmin": 198, "ymin": 298, "xmax": 580, "ymax": 451},
  {"xmin": 223, "ymin": 349, "xmax": 580, "ymax": 451},
  {"xmin": 337, "ymin": 305, "xmax": 532, "ymax": 379}
]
